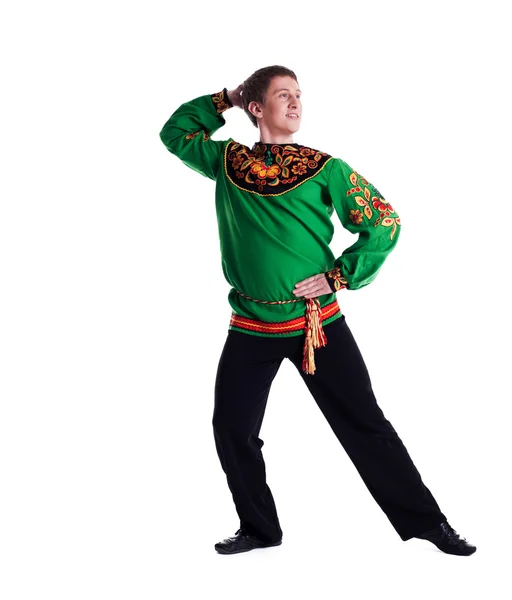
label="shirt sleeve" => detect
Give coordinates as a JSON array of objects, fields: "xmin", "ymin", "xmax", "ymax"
[
  {"xmin": 159, "ymin": 88, "xmax": 233, "ymax": 181},
  {"xmin": 323, "ymin": 157, "xmax": 402, "ymax": 291}
]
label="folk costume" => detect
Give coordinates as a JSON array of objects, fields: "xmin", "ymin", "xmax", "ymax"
[
  {"xmin": 158, "ymin": 88, "xmax": 455, "ymax": 548},
  {"xmin": 159, "ymin": 89, "xmax": 401, "ymax": 375}
]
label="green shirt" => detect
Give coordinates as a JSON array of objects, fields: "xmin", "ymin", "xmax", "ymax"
[{"xmin": 159, "ymin": 88, "xmax": 401, "ymax": 338}]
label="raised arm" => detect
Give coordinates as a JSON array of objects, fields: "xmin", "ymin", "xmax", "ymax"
[{"xmin": 159, "ymin": 86, "xmax": 243, "ymax": 180}]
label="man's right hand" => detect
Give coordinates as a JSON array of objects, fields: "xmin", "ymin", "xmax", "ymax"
[{"xmin": 227, "ymin": 84, "xmax": 244, "ymax": 109}]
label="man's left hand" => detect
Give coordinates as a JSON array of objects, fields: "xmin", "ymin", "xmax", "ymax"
[{"xmin": 293, "ymin": 273, "xmax": 331, "ymax": 299}]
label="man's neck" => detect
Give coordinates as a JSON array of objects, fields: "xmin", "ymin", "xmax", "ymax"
[
  {"xmin": 257, "ymin": 126, "xmax": 295, "ymax": 145},
  {"xmin": 257, "ymin": 139, "xmax": 295, "ymax": 146},
  {"xmin": 258, "ymin": 138, "xmax": 295, "ymax": 144}
]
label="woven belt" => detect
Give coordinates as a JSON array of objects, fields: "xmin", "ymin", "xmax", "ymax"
[{"xmin": 233, "ymin": 289, "xmax": 331, "ymax": 376}]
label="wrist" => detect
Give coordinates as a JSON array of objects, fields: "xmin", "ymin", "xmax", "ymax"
[
  {"xmin": 227, "ymin": 89, "xmax": 237, "ymax": 107},
  {"xmin": 211, "ymin": 88, "xmax": 233, "ymax": 114},
  {"xmin": 325, "ymin": 267, "xmax": 348, "ymax": 292}
]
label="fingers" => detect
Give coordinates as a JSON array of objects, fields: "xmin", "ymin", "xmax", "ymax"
[
  {"xmin": 294, "ymin": 289, "xmax": 321, "ymax": 298},
  {"xmin": 294, "ymin": 273, "xmax": 323, "ymax": 291},
  {"xmin": 293, "ymin": 274, "xmax": 331, "ymax": 298},
  {"xmin": 293, "ymin": 285, "xmax": 325, "ymax": 298}
]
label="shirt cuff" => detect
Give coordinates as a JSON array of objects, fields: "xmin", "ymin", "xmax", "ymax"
[
  {"xmin": 210, "ymin": 88, "xmax": 233, "ymax": 114},
  {"xmin": 324, "ymin": 267, "xmax": 348, "ymax": 292}
]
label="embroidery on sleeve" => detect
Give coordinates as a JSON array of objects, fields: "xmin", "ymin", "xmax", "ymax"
[
  {"xmin": 185, "ymin": 131, "xmax": 210, "ymax": 141},
  {"xmin": 325, "ymin": 267, "xmax": 348, "ymax": 292},
  {"xmin": 346, "ymin": 171, "xmax": 401, "ymax": 240},
  {"xmin": 211, "ymin": 89, "xmax": 231, "ymax": 113}
]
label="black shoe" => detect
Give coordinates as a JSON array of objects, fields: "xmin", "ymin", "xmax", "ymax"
[
  {"xmin": 415, "ymin": 520, "xmax": 477, "ymax": 556},
  {"xmin": 215, "ymin": 528, "xmax": 282, "ymax": 555}
]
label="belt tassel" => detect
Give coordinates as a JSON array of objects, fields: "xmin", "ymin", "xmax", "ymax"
[
  {"xmin": 302, "ymin": 298, "xmax": 327, "ymax": 375},
  {"xmin": 233, "ymin": 290, "xmax": 329, "ymax": 375}
]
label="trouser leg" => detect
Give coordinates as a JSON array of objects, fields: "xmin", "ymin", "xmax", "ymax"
[
  {"xmin": 213, "ymin": 330, "xmax": 285, "ymax": 543},
  {"xmin": 288, "ymin": 315, "xmax": 447, "ymax": 541}
]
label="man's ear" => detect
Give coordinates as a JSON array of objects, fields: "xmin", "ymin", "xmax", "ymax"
[{"xmin": 248, "ymin": 100, "xmax": 263, "ymax": 120}]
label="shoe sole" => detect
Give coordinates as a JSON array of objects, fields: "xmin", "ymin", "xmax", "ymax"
[
  {"xmin": 215, "ymin": 539, "xmax": 282, "ymax": 555},
  {"xmin": 437, "ymin": 545, "xmax": 477, "ymax": 556},
  {"xmin": 417, "ymin": 539, "xmax": 477, "ymax": 556}
]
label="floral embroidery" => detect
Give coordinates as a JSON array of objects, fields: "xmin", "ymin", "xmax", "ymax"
[
  {"xmin": 210, "ymin": 89, "xmax": 231, "ymax": 113},
  {"xmin": 185, "ymin": 131, "xmax": 210, "ymax": 141},
  {"xmin": 349, "ymin": 209, "xmax": 364, "ymax": 225},
  {"xmin": 224, "ymin": 141, "xmax": 332, "ymax": 196},
  {"xmin": 346, "ymin": 172, "xmax": 401, "ymax": 240},
  {"xmin": 325, "ymin": 267, "xmax": 348, "ymax": 292}
]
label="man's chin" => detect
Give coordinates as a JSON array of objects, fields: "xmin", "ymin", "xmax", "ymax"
[{"xmin": 284, "ymin": 123, "xmax": 301, "ymax": 135}]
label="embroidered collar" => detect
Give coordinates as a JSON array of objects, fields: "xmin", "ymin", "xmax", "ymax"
[
  {"xmin": 224, "ymin": 140, "xmax": 332, "ymax": 196},
  {"xmin": 251, "ymin": 141, "xmax": 301, "ymax": 151}
]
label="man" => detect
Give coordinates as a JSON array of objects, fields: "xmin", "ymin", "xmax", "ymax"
[{"xmin": 159, "ymin": 65, "xmax": 476, "ymax": 556}]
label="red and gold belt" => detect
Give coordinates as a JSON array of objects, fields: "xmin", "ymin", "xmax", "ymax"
[{"xmin": 231, "ymin": 290, "xmax": 339, "ymax": 376}]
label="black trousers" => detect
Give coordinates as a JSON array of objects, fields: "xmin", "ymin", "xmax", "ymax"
[{"xmin": 212, "ymin": 314, "xmax": 447, "ymax": 543}]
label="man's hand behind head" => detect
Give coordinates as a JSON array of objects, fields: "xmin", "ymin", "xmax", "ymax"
[{"xmin": 228, "ymin": 84, "xmax": 244, "ymax": 109}]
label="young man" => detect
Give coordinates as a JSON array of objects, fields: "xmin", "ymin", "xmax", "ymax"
[{"xmin": 159, "ymin": 66, "xmax": 476, "ymax": 556}]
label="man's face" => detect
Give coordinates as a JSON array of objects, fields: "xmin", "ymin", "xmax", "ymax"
[{"xmin": 254, "ymin": 75, "xmax": 302, "ymax": 135}]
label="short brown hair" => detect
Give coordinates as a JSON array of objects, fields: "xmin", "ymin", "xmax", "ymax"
[{"xmin": 241, "ymin": 65, "xmax": 298, "ymax": 128}]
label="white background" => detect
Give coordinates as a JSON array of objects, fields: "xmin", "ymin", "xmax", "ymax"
[{"xmin": 1, "ymin": 1, "xmax": 511, "ymax": 598}]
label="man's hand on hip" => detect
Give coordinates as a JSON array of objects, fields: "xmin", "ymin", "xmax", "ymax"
[{"xmin": 293, "ymin": 273, "xmax": 333, "ymax": 299}]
